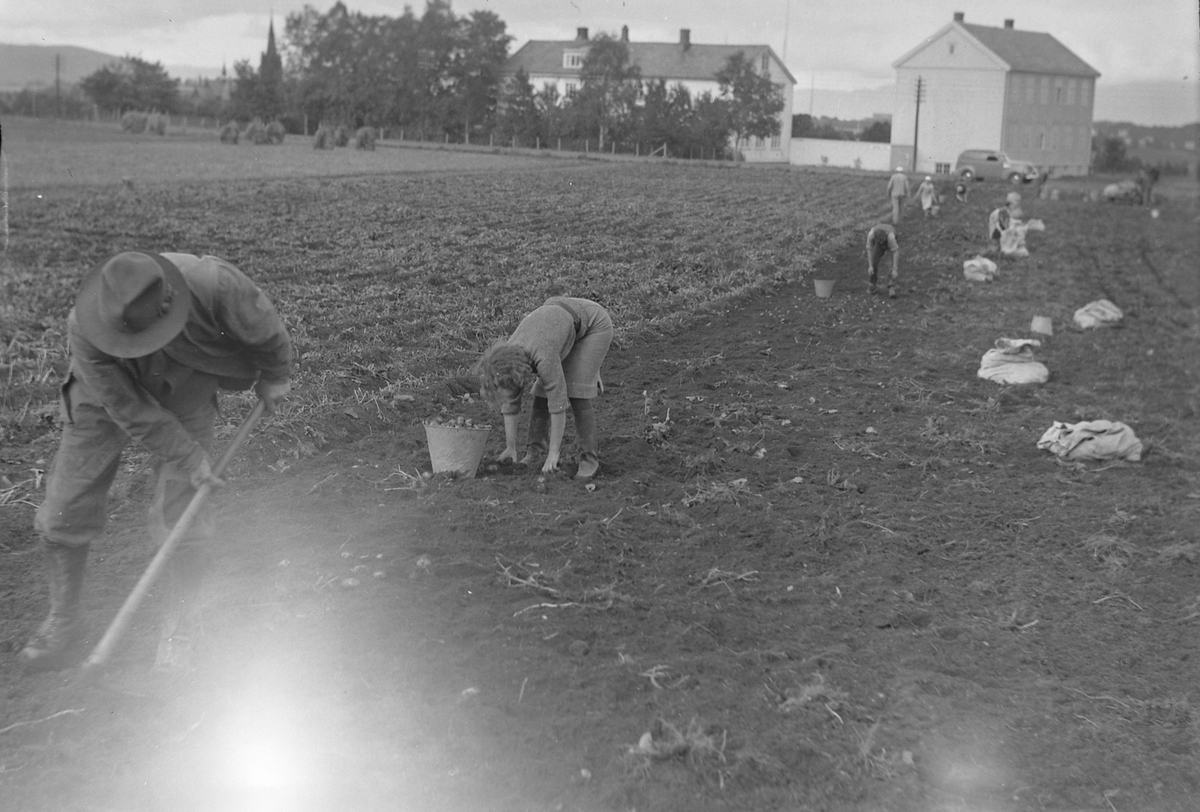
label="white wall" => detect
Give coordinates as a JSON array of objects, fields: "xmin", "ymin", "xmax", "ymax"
[
  {"xmin": 891, "ymin": 66, "xmax": 1007, "ymax": 172},
  {"xmin": 789, "ymin": 138, "xmax": 891, "ymax": 170}
]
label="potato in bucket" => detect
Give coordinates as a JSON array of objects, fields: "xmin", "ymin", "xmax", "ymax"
[{"xmin": 424, "ymin": 416, "xmax": 492, "ymax": 477}]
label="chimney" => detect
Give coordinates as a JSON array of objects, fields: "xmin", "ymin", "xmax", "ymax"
[
  {"xmin": 576, "ymin": 27, "xmax": 588, "ymax": 41},
  {"xmin": 680, "ymin": 28, "xmax": 691, "ymax": 50},
  {"xmin": 1003, "ymin": 18, "xmax": 1014, "ymax": 28},
  {"xmin": 621, "ymin": 25, "xmax": 629, "ymax": 42},
  {"xmin": 953, "ymin": 11, "xmax": 964, "ymax": 22}
]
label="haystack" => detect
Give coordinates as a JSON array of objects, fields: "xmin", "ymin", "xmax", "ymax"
[
  {"xmin": 243, "ymin": 119, "xmax": 271, "ymax": 145},
  {"xmin": 354, "ymin": 127, "xmax": 376, "ymax": 150},
  {"xmin": 120, "ymin": 111, "xmax": 148, "ymax": 134},
  {"xmin": 313, "ymin": 125, "xmax": 335, "ymax": 149},
  {"xmin": 219, "ymin": 122, "xmax": 240, "ymax": 144}
]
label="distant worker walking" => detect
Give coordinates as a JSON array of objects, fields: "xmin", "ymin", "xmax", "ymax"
[
  {"xmin": 886, "ymin": 166, "xmax": 910, "ymax": 223},
  {"xmin": 917, "ymin": 176, "xmax": 938, "ymax": 218},
  {"xmin": 866, "ymin": 223, "xmax": 900, "ymax": 298}
]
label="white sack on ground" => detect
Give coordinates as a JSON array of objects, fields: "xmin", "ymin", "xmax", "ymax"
[
  {"xmin": 977, "ymin": 338, "xmax": 1049, "ymax": 384},
  {"xmin": 964, "ymin": 255, "xmax": 997, "ymax": 282},
  {"xmin": 1073, "ymin": 299, "xmax": 1123, "ymax": 329},
  {"xmin": 1036, "ymin": 420, "xmax": 1143, "ymax": 462},
  {"xmin": 1000, "ymin": 219, "xmax": 1045, "ymax": 257}
]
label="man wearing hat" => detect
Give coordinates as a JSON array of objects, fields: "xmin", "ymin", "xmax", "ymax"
[
  {"xmin": 886, "ymin": 166, "xmax": 910, "ymax": 224},
  {"xmin": 21, "ymin": 251, "xmax": 292, "ymax": 672}
]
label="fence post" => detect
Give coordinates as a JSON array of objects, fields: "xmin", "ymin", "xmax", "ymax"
[
  {"xmin": 557, "ymin": 138, "xmax": 561, "ymax": 151},
  {"xmin": 536, "ymin": 136, "xmax": 540, "ymax": 150},
  {"xmin": 611, "ymin": 141, "xmax": 615, "ymax": 155},
  {"xmin": 636, "ymin": 142, "xmax": 639, "ymax": 157},
  {"xmin": 585, "ymin": 139, "xmax": 589, "ymax": 152}
]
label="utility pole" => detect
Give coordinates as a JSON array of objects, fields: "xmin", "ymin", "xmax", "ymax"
[
  {"xmin": 781, "ymin": 0, "xmax": 791, "ymax": 61},
  {"xmin": 912, "ymin": 76, "xmax": 924, "ymax": 173}
]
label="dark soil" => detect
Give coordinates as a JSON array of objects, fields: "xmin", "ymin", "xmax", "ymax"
[{"xmin": 2, "ymin": 175, "xmax": 1198, "ymax": 812}]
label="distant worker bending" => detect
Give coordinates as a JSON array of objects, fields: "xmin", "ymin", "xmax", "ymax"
[{"xmin": 866, "ymin": 224, "xmax": 900, "ymax": 299}]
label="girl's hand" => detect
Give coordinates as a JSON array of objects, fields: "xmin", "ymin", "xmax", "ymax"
[
  {"xmin": 541, "ymin": 452, "xmax": 560, "ymax": 474},
  {"xmin": 497, "ymin": 447, "xmax": 518, "ymax": 463}
]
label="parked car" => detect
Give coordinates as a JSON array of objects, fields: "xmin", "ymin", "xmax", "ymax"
[{"xmin": 954, "ymin": 150, "xmax": 1040, "ymax": 184}]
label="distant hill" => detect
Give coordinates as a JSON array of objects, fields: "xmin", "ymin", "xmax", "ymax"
[
  {"xmin": 0, "ymin": 42, "xmax": 224, "ymax": 92},
  {"xmin": 0, "ymin": 42, "xmax": 120, "ymax": 91},
  {"xmin": 796, "ymin": 79, "xmax": 1199, "ymax": 129}
]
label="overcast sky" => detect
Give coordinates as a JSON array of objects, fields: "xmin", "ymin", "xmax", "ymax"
[{"xmin": 3, "ymin": 0, "xmax": 1197, "ymax": 92}]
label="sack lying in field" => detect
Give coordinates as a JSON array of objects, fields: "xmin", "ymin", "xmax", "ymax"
[
  {"xmin": 1037, "ymin": 420, "xmax": 1143, "ymax": 462},
  {"xmin": 1103, "ymin": 180, "xmax": 1141, "ymax": 204},
  {"xmin": 999, "ymin": 219, "xmax": 1045, "ymax": 257},
  {"xmin": 963, "ymin": 255, "xmax": 998, "ymax": 282},
  {"xmin": 977, "ymin": 338, "xmax": 1048, "ymax": 384},
  {"xmin": 1072, "ymin": 299, "xmax": 1123, "ymax": 329}
]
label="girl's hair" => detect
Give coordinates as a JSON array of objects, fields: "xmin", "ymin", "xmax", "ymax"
[{"xmin": 473, "ymin": 341, "xmax": 533, "ymax": 408}]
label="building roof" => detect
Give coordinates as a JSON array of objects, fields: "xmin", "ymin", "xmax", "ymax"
[
  {"xmin": 960, "ymin": 22, "xmax": 1099, "ymax": 78},
  {"xmin": 505, "ymin": 39, "xmax": 796, "ymax": 86}
]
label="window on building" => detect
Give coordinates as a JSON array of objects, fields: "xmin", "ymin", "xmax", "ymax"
[
  {"xmin": 935, "ymin": 162, "xmax": 950, "ymax": 174},
  {"xmin": 1025, "ymin": 77, "xmax": 1035, "ymax": 104},
  {"xmin": 1080, "ymin": 80, "xmax": 1091, "ymax": 106},
  {"xmin": 1039, "ymin": 77, "xmax": 1049, "ymax": 104},
  {"xmin": 948, "ymin": 42, "xmax": 956, "ymax": 55},
  {"xmin": 1055, "ymin": 81, "xmax": 1063, "ymax": 104},
  {"xmin": 564, "ymin": 81, "xmax": 578, "ymax": 97},
  {"xmin": 1067, "ymin": 79, "xmax": 1077, "ymax": 105},
  {"xmin": 563, "ymin": 52, "xmax": 583, "ymax": 69},
  {"xmin": 1038, "ymin": 130, "xmax": 1045, "ymax": 150},
  {"xmin": 760, "ymin": 54, "xmax": 770, "ymax": 74},
  {"xmin": 770, "ymin": 134, "xmax": 780, "ymax": 149}
]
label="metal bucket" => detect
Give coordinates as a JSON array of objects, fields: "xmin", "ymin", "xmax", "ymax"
[{"xmin": 424, "ymin": 424, "xmax": 491, "ymax": 477}]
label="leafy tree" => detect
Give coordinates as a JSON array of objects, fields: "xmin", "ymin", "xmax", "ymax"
[
  {"xmin": 686, "ymin": 91, "xmax": 732, "ymax": 158},
  {"xmin": 80, "ymin": 57, "xmax": 179, "ymax": 114},
  {"xmin": 715, "ymin": 51, "xmax": 783, "ymax": 154},
  {"xmin": 1093, "ymin": 136, "xmax": 1132, "ymax": 172},
  {"xmin": 576, "ymin": 34, "xmax": 642, "ymax": 149},
  {"xmin": 792, "ymin": 113, "xmax": 814, "ymax": 137},
  {"xmin": 859, "ymin": 119, "xmax": 891, "ymax": 143},
  {"xmin": 228, "ymin": 60, "xmax": 260, "ymax": 122},
  {"xmin": 284, "ymin": 2, "xmax": 402, "ymax": 129},
  {"xmin": 496, "ymin": 68, "xmax": 541, "ymax": 146},
  {"xmin": 449, "ymin": 10, "xmax": 512, "ymax": 140}
]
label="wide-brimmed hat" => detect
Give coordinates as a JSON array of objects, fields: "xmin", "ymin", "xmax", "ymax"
[{"xmin": 75, "ymin": 251, "xmax": 190, "ymax": 357}]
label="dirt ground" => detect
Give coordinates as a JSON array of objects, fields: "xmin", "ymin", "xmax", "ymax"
[{"xmin": 2, "ymin": 162, "xmax": 1199, "ymax": 812}]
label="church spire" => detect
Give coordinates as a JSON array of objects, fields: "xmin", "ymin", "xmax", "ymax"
[{"xmin": 266, "ymin": 13, "xmax": 277, "ymax": 61}]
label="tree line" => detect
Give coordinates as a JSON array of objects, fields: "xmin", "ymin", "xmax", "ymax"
[{"xmin": 58, "ymin": 0, "xmax": 783, "ymax": 158}]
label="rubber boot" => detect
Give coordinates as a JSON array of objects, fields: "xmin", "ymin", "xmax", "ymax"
[
  {"xmin": 520, "ymin": 396, "xmax": 550, "ymax": 466},
  {"xmin": 20, "ymin": 542, "xmax": 89, "ymax": 671},
  {"xmin": 570, "ymin": 397, "xmax": 600, "ymax": 480},
  {"xmin": 154, "ymin": 550, "xmax": 204, "ymax": 672}
]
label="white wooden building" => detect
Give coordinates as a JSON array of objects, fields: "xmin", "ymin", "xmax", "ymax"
[
  {"xmin": 503, "ymin": 27, "xmax": 795, "ymax": 163},
  {"xmin": 890, "ymin": 12, "xmax": 1099, "ymax": 176}
]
